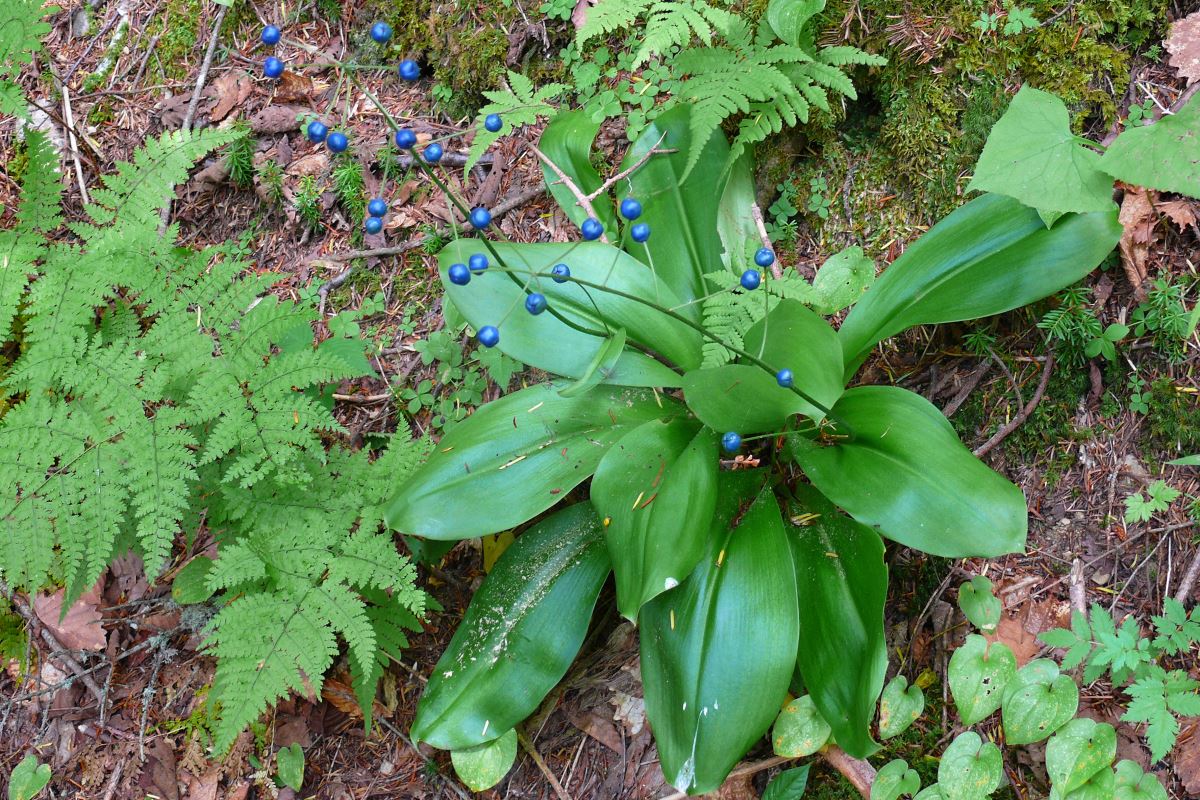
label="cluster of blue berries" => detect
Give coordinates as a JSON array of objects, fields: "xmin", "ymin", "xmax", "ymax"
[{"xmin": 364, "ymin": 197, "xmax": 389, "ymax": 234}]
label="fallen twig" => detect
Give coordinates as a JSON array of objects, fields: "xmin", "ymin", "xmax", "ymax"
[
  {"xmin": 1174, "ymin": 544, "xmax": 1200, "ymax": 605},
  {"xmin": 750, "ymin": 202, "xmax": 783, "ymax": 279},
  {"xmin": 528, "ymin": 142, "xmax": 609, "ymax": 242},
  {"xmin": 518, "ymin": 727, "xmax": 572, "ymax": 800},
  {"xmin": 584, "ymin": 132, "xmax": 671, "ymax": 201},
  {"xmin": 973, "ymin": 353, "xmax": 1054, "ymax": 458}
]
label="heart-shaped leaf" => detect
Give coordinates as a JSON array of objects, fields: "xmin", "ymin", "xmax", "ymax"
[
  {"xmin": 7, "ymin": 756, "xmax": 51, "ymax": 800},
  {"xmin": 451, "ymin": 728, "xmax": 517, "ymax": 792},
  {"xmin": 1113, "ymin": 759, "xmax": 1169, "ymax": 800},
  {"xmin": 386, "ymin": 383, "xmax": 668, "ymax": 539},
  {"xmin": 788, "ymin": 386, "xmax": 1028, "ymax": 558},
  {"xmin": 948, "ymin": 634, "xmax": 1017, "ymax": 725},
  {"xmin": 440, "ymin": 240, "xmax": 701, "ymax": 386},
  {"xmin": 1099, "ymin": 93, "xmax": 1200, "ymax": 197},
  {"xmin": 772, "ymin": 695, "xmax": 832, "ymax": 757},
  {"xmin": 762, "ymin": 766, "xmax": 812, "ymax": 800},
  {"xmin": 957, "ymin": 576, "xmax": 1002, "ymax": 633},
  {"xmin": 276, "ymin": 743, "xmax": 304, "ymax": 791},
  {"xmin": 411, "ymin": 504, "xmax": 610, "ymax": 749},
  {"xmin": 640, "ymin": 475, "xmax": 799, "ymax": 794},
  {"xmin": 787, "ymin": 484, "xmax": 886, "ymax": 757},
  {"xmin": 1001, "ymin": 658, "xmax": 1078, "ymax": 744},
  {"xmin": 938, "ymin": 732, "xmax": 1002, "ymax": 800},
  {"xmin": 1049, "ymin": 767, "xmax": 1116, "ymax": 800},
  {"xmin": 810, "ymin": 246, "xmax": 875, "ymax": 314},
  {"xmin": 1045, "ymin": 718, "xmax": 1117, "ymax": 795},
  {"xmin": 538, "ymin": 110, "xmax": 615, "ymax": 231},
  {"xmin": 879, "ymin": 675, "xmax": 925, "ymax": 740},
  {"xmin": 872, "ymin": 759, "xmax": 921, "ymax": 800},
  {"xmin": 591, "ymin": 417, "xmax": 718, "ymax": 620}
]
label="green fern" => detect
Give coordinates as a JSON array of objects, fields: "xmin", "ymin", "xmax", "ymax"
[
  {"xmin": 700, "ymin": 267, "xmax": 816, "ymax": 366},
  {"xmin": 465, "ymin": 71, "xmax": 568, "ymax": 173},
  {"xmin": 0, "ymin": 0, "xmax": 52, "ymax": 118},
  {"xmin": 576, "ymin": 0, "xmax": 654, "ymax": 49},
  {"xmin": 633, "ymin": 0, "xmax": 733, "ymax": 67}
]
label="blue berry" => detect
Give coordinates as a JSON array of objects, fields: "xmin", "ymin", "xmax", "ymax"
[
  {"xmin": 477, "ymin": 325, "xmax": 500, "ymax": 348},
  {"xmin": 776, "ymin": 368, "xmax": 794, "ymax": 388},
  {"xmin": 469, "ymin": 207, "xmax": 492, "ymax": 229},
  {"xmin": 370, "ymin": 22, "xmax": 392, "ymax": 43},
  {"xmin": 754, "ymin": 247, "xmax": 776, "ymax": 268},
  {"xmin": 619, "ymin": 197, "xmax": 642, "ymax": 220},
  {"xmin": 525, "ymin": 293, "xmax": 547, "ymax": 315},
  {"xmin": 484, "ymin": 113, "xmax": 502, "ymax": 132},
  {"xmin": 398, "ymin": 59, "xmax": 420, "ymax": 81},
  {"xmin": 630, "ymin": 223, "xmax": 651, "ymax": 243},
  {"xmin": 367, "ymin": 198, "xmax": 388, "ymax": 217},
  {"xmin": 261, "ymin": 25, "xmax": 281, "ymax": 45},
  {"xmin": 468, "ymin": 253, "xmax": 488, "ymax": 272},
  {"xmin": 448, "ymin": 263, "xmax": 471, "ymax": 285},
  {"xmin": 326, "ymin": 132, "xmax": 348, "ymax": 153},
  {"xmin": 306, "ymin": 120, "xmax": 328, "ymax": 143},
  {"xmin": 740, "ymin": 269, "xmax": 761, "ymax": 290},
  {"xmin": 721, "ymin": 432, "xmax": 742, "ymax": 453},
  {"xmin": 364, "ymin": 216, "xmax": 384, "ymax": 235},
  {"xmin": 394, "ymin": 128, "xmax": 416, "ymax": 149},
  {"xmin": 550, "ymin": 263, "xmax": 570, "ymax": 283},
  {"xmin": 263, "ymin": 56, "xmax": 285, "ymax": 79},
  {"xmin": 423, "ymin": 142, "xmax": 443, "ymax": 163},
  {"xmin": 581, "ymin": 217, "xmax": 604, "ymax": 241}
]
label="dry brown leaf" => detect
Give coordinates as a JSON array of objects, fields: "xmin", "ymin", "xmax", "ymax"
[
  {"xmin": 568, "ymin": 709, "xmax": 623, "ymax": 753},
  {"xmin": 250, "ymin": 105, "xmax": 306, "ymax": 135},
  {"xmin": 272, "ymin": 71, "xmax": 314, "ymax": 104},
  {"xmin": 138, "ymin": 739, "xmax": 180, "ymax": 800},
  {"xmin": 984, "ymin": 602, "xmax": 1054, "ymax": 666},
  {"xmin": 157, "ymin": 93, "xmax": 191, "ymax": 129},
  {"xmin": 286, "ymin": 151, "xmax": 329, "ymax": 178},
  {"xmin": 33, "ymin": 584, "xmax": 106, "ymax": 651},
  {"xmin": 209, "ymin": 72, "xmax": 253, "ymax": 122},
  {"xmin": 321, "ymin": 675, "xmax": 385, "ymax": 720},
  {"xmin": 1156, "ymin": 197, "xmax": 1199, "ymax": 230},
  {"xmin": 1176, "ymin": 724, "xmax": 1200, "ymax": 795},
  {"xmin": 1167, "ymin": 11, "xmax": 1200, "ymax": 86},
  {"xmin": 712, "ymin": 771, "xmax": 757, "ymax": 800},
  {"xmin": 1117, "ymin": 186, "xmax": 1157, "ymax": 299}
]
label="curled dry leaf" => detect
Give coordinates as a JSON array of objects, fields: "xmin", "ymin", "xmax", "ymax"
[
  {"xmin": 250, "ymin": 105, "xmax": 308, "ymax": 134},
  {"xmin": 1156, "ymin": 198, "xmax": 1199, "ymax": 231},
  {"xmin": 1117, "ymin": 185, "xmax": 1158, "ymax": 299},
  {"xmin": 208, "ymin": 71, "xmax": 253, "ymax": 122},
  {"xmin": 33, "ymin": 585, "xmax": 106, "ymax": 651},
  {"xmin": 272, "ymin": 71, "xmax": 315, "ymax": 104},
  {"xmin": 1166, "ymin": 11, "xmax": 1200, "ymax": 86},
  {"xmin": 1176, "ymin": 723, "xmax": 1200, "ymax": 795}
]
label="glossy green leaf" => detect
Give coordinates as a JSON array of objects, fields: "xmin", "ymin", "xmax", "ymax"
[
  {"xmin": 683, "ymin": 364, "xmax": 810, "ymax": 435},
  {"xmin": 451, "ymin": 728, "xmax": 517, "ymax": 792},
  {"xmin": 948, "ymin": 634, "xmax": 1017, "ymax": 725},
  {"xmin": 1099, "ymin": 94, "xmax": 1200, "ymax": 198},
  {"xmin": 957, "ymin": 576, "xmax": 1002, "ymax": 633},
  {"xmin": 8, "ymin": 756, "xmax": 51, "ymax": 800},
  {"xmin": 838, "ymin": 193, "xmax": 1122, "ymax": 373},
  {"xmin": 872, "ymin": 759, "xmax": 921, "ymax": 800},
  {"xmin": 810, "ymin": 246, "xmax": 875, "ymax": 314},
  {"xmin": 617, "ymin": 104, "xmax": 731, "ymax": 303},
  {"xmin": 716, "ymin": 152, "xmax": 758, "ymax": 270},
  {"xmin": 558, "ymin": 328, "xmax": 626, "ymax": 398},
  {"xmin": 539, "ymin": 109, "xmax": 616, "ymax": 231},
  {"xmin": 1001, "ymin": 658, "xmax": 1078, "ymax": 744},
  {"xmin": 592, "ymin": 417, "xmax": 718, "ymax": 620},
  {"xmin": 772, "ymin": 694, "xmax": 832, "ymax": 757},
  {"xmin": 1113, "ymin": 759, "xmax": 1169, "ymax": 800},
  {"xmin": 640, "ymin": 476, "xmax": 799, "ymax": 794},
  {"xmin": 386, "ymin": 384, "xmax": 667, "ymax": 539},
  {"xmin": 1045, "ymin": 718, "xmax": 1117, "ymax": 795},
  {"xmin": 967, "ymin": 86, "xmax": 1115, "ymax": 216},
  {"xmin": 788, "ymin": 386, "xmax": 1028, "ymax": 558},
  {"xmin": 171, "ymin": 556, "xmax": 215, "ymax": 604},
  {"xmin": 767, "ymin": 0, "xmax": 825, "ymax": 47},
  {"xmin": 878, "ymin": 675, "xmax": 925, "ymax": 740},
  {"xmin": 440, "ymin": 240, "xmax": 700, "ymax": 386},
  {"xmin": 411, "ymin": 504, "xmax": 609, "ymax": 749},
  {"xmin": 276, "ymin": 743, "xmax": 304, "ymax": 791},
  {"xmin": 762, "ymin": 766, "xmax": 811, "ymax": 800},
  {"xmin": 938, "ymin": 732, "xmax": 1002, "ymax": 800},
  {"xmin": 744, "ymin": 299, "xmax": 844, "ymax": 416},
  {"xmin": 787, "ymin": 484, "xmax": 886, "ymax": 757}
]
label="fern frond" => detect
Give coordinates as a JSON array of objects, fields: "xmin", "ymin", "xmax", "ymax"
[
  {"xmin": 817, "ymin": 45, "xmax": 888, "ymax": 67},
  {"xmin": 0, "ymin": 0, "xmax": 52, "ymax": 81},
  {"xmin": 466, "ymin": 72, "xmax": 567, "ymax": 173},
  {"xmin": 351, "ymin": 591, "xmax": 424, "ymax": 728},
  {"xmin": 17, "ymin": 130, "xmax": 63, "ymax": 233},
  {"xmin": 632, "ymin": 0, "xmax": 734, "ymax": 67},
  {"xmin": 576, "ymin": 0, "xmax": 653, "ymax": 48}
]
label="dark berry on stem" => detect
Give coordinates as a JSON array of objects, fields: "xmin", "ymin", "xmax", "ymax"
[
  {"xmin": 326, "ymin": 132, "xmax": 348, "ymax": 153},
  {"xmin": 448, "ymin": 263, "xmax": 471, "ymax": 285},
  {"xmin": 395, "ymin": 128, "xmax": 416, "ymax": 149},
  {"xmin": 581, "ymin": 217, "xmax": 603, "ymax": 241},
  {"xmin": 398, "ymin": 59, "xmax": 420, "ymax": 81},
  {"xmin": 423, "ymin": 142, "xmax": 443, "ymax": 163},
  {"xmin": 364, "ymin": 216, "xmax": 383, "ymax": 235},
  {"xmin": 525, "ymin": 293, "xmax": 547, "ymax": 315},
  {"xmin": 468, "ymin": 253, "xmax": 488, "ymax": 272},
  {"xmin": 740, "ymin": 269, "xmax": 761, "ymax": 290},
  {"xmin": 484, "ymin": 113, "xmax": 502, "ymax": 132},
  {"xmin": 370, "ymin": 22, "xmax": 392, "ymax": 43},
  {"xmin": 754, "ymin": 247, "xmax": 776, "ymax": 268},
  {"xmin": 263, "ymin": 56, "xmax": 285, "ymax": 79},
  {"xmin": 619, "ymin": 197, "xmax": 642, "ymax": 220},
  {"xmin": 551, "ymin": 263, "xmax": 570, "ymax": 283},
  {"xmin": 261, "ymin": 25, "xmax": 281, "ymax": 45},
  {"xmin": 469, "ymin": 207, "xmax": 492, "ymax": 229},
  {"xmin": 721, "ymin": 432, "xmax": 742, "ymax": 453},
  {"xmin": 776, "ymin": 368, "xmax": 794, "ymax": 388},
  {"xmin": 306, "ymin": 121, "xmax": 328, "ymax": 143},
  {"xmin": 478, "ymin": 325, "xmax": 500, "ymax": 347},
  {"xmin": 630, "ymin": 223, "xmax": 651, "ymax": 243},
  {"xmin": 368, "ymin": 198, "xmax": 388, "ymax": 217}
]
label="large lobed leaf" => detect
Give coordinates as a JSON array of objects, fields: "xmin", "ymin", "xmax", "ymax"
[{"xmin": 1099, "ymin": 93, "xmax": 1200, "ymax": 199}]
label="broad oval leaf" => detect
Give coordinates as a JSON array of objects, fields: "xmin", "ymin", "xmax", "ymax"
[
  {"xmin": 948, "ymin": 634, "xmax": 1017, "ymax": 725},
  {"xmin": 762, "ymin": 765, "xmax": 812, "ymax": 800},
  {"xmin": 787, "ymin": 386, "xmax": 1028, "ymax": 558},
  {"xmin": 450, "ymin": 728, "xmax": 518, "ymax": 792},
  {"xmin": 938, "ymin": 732, "xmax": 1002, "ymax": 800},
  {"xmin": 767, "ymin": 0, "xmax": 825, "ymax": 47},
  {"xmin": 411, "ymin": 504, "xmax": 610, "ymax": 749},
  {"xmin": 591, "ymin": 417, "xmax": 718, "ymax": 620},
  {"xmin": 838, "ymin": 193, "xmax": 1122, "ymax": 373},
  {"xmin": 640, "ymin": 475, "xmax": 800, "ymax": 794},
  {"xmin": 558, "ymin": 328, "xmax": 626, "ymax": 398},
  {"xmin": 683, "ymin": 364, "xmax": 810, "ymax": 435},
  {"xmin": 879, "ymin": 675, "xmax": 925, "ymax": 740},
  {"xmin": 386, "ymin": 383, "xmax": 668, "ymax": 539},
  {"xmin": 787, "ymin": 484, "xmax": 886, "ymax": 757},
  {"xmin": 1045, "ymin": 718, "xmax": 1117, "ymax": 795},
  {"xmin": 440, "ymin": 240, "xmax": 701, "ymax": 386},
  {"xmin": 872, "ymin": 759, "xmax": 921, "ymax": 800},
  {"xmin": 772, "ymin": 695, "xmax": 832, "ymax": 757},
  {"xmin": 1001, "ymin": 658, "xmax": 1078, "ymax": 744},
  {"xmin": 617, "ymin": 104, "xmax": 731, "ymax": 304},
  {"xmin": 744, "ymin": 299, "xmax": 844, "ymax": 417},
  {"xmin": 539, "ymin": 109, "xmax": 617, "ymax": 232}
]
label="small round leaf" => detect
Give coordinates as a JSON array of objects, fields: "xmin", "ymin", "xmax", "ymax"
[
  {"xmin": 938, "ymin": 732, "xmax": 1002, "ymax": 800},
  {"xmin": 872, "ymin": 759, "xmax": 921, "ymax": 800},
  {"xmin": 1045, "ymin": 718, "xmax": 1117, "ymax": 795},
  {"xmin": 772, "ymin": 695, "xmax": 832, "ymax": 757},
  {"xmin": 879, "ymin": 675, "xmax": 925, "ymax": 740},
  {"xmin": 1001, "ymin": 658, "xmax": 1079, "ymax": 744},
  {"xmin": 948, "ymin": 634, "xmax": 1017, "ymax": 725},
  {"xmin": 1114, "ymin": 759, "xmax": 1169, "ymax": 800},
  {"xmin": 957, "ymin": 576, "xmax": 1001, "ymax": 632},
  {"xmin": 451, "ymin": 728, "xmax": 517, "ymax": 792}
]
